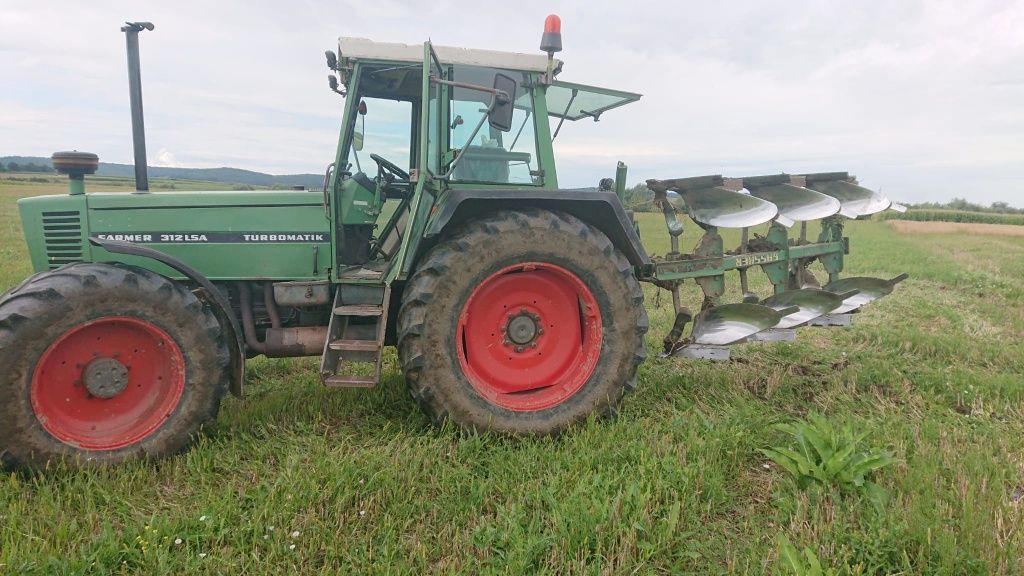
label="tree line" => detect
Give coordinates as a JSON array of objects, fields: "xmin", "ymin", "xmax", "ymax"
[
  {"xmin": 0, "ymin": 162, "xmax": 56, "ymax": 173},
  {"xmin": 903, "ymin": 197, "xmax": 1022, "ymax": 214}
]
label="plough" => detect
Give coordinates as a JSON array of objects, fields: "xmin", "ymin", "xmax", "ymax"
[{"xmin": 645, "ymin": 172, "xmax": 908, "ymax": 360}]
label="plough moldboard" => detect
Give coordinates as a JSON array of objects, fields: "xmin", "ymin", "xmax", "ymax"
[{"xmin": 644, "ymin": 171, "xmax": 908, "ymax": 360}]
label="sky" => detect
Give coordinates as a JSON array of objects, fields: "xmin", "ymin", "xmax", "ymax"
[{"xmin": 1, "ymin": 0, "xmax": 1022, "ymax": 205}]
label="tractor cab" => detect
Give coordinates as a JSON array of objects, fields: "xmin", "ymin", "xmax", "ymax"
[{"xmin": 325, "ymin": 38, "xmax": 641, "ymax": 279}]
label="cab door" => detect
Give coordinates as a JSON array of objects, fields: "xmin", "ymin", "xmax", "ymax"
[
  {"xmin": 388, "ymin": 42, "xmax": 447, "ymax": 282},
  {"xmin": 329, "ymin": 59, "xmax": 420, "ymax": 270}
]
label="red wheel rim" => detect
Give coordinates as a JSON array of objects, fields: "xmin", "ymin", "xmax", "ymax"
[
  {"xmin": 457, "ymin": 262, "xmax": 602, "ymax": 411},
  {"xmin": 30, "ymin": 316, "xmax": 185, "ymax": 450}
]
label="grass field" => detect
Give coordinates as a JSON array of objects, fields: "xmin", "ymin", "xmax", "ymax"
[{"xmin": 2, "ymin": 175, "xmax": 1023, "ymax": 574}]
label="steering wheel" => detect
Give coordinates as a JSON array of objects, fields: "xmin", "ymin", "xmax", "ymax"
[{"xmin": 369, "ymin": 153, "xmax": 409, "ymax": 181}]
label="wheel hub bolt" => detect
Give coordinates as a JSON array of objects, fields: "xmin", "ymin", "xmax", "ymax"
[{"xmin": 82, "ymin": 357, "xmax": 130, "ymax": 399}]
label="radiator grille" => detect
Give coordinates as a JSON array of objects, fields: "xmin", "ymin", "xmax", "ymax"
[{"xmin": 42, "ymin": 211, "xmax": 84, "ymax": 269}]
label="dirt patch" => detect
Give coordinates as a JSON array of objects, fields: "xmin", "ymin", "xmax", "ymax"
[{"xmin": 888, "ymin": 220, "xmax": 1024, "ymax": 237}]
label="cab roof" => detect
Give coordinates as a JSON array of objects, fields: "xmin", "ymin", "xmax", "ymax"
[
  {"xmin": 338, "ymin": 37, "xmax": 562, "ymax": 74},
  {"xmin": 336, "ymin": 37, "xmax": 641, "ymax": 122}
]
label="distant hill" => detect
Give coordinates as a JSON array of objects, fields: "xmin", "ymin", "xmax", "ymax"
[{"xmin": 1, "ymin": 156, "xmax": 323, "ymax": 189}]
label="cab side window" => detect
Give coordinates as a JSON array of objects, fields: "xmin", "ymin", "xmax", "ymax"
[{"xmin": 449, "ymin": 66, "xmax": 539, "ymax": 185}]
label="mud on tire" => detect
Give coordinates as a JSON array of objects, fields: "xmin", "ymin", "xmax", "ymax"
[
  {"xmin": 0, "ymin": 263, "xmax": 229, "ymax": 470},
  {"xmin": 396, "ymin": 209, "xmax": 648, "ymax": 435}
]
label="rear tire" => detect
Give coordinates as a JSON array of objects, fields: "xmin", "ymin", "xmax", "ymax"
[
  {"xmin": 0, "ymin": 263, "xmax": 229, "ymax": 470},
  {"xmin": 396, "ymin": 209, "xmax": 647, "ymax": 435}
]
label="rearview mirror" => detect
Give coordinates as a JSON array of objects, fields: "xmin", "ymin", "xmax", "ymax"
[
  {"xmin": 353, "ymin": 101, "xmax": 367, "ymax": 151},
  {"xmin": 489, "ymin": 74, "xmax": 516, "ymax": 132}
]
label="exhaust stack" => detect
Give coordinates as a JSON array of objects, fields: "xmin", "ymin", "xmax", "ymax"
[{"xmin": 121, "ymin": 21, "xmax": 154, "ymax": 192}]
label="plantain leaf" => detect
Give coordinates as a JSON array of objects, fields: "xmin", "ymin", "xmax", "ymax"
[
  {"xmin": 774, "ymin": 422, "xmax": 798, "ymax": 436},
  {"xmin": 794, "ymin": 430, "xmax": 815, "ymax": 465},
  {"xmin": 759, "ymin": 448, "xmax": 801, "ymax": 479},
  {"xmin": 864, "ymin": 480, "xmax": 890, "ymax": 514},
  {"xmin": 799, "ymin": 424, "xmax": 833, "ymax": 463},
  {"xmin": 849, "ymin": 453, "xmax": 897, "ymax": 477},
  {"xmin": 824, "ymin": 443, "xmax": 856, "ymax": 477},
  {"xmin": 777, "ymin": 534, "xmax": 804, "ymax": 573},
  {"xmin": 804, "ymin": 547, "xmax": 825, "ymax": 575}
]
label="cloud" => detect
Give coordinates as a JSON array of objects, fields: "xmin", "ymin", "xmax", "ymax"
[
  {"xmin": 153, "ymin": 148, "xmax": 181, "ymax": 167},
  {"xmin": 1, "ymin": 0, "xmax": 1022, "ymax": 205}
]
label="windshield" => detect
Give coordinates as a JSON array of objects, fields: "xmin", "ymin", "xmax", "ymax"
[{"xmin": 449, "ymin": 65, "xmax": 539, "ymax": 185}]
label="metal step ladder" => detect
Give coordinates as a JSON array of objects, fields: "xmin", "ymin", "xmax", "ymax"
[{"xmin": 319, "ymin": 283, "xmax": 389, "ymax": 388}]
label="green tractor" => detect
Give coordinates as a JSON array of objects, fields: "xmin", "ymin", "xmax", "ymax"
[{"xmin": 0, "ymin": 18, "xmax": 906, "ymax": 469}]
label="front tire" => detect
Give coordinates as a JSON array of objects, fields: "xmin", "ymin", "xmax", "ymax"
[
  {"xmin": 397, "ymin": 209, "xmax": 648, "ymax": 435},
  {"xmin": 0, "ymin": 263, "xmax": 229, "ymax": 470}
]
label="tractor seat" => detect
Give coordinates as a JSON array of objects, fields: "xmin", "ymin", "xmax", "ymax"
[{"xmin": 453, "ymin": 146, "xmax": 532, "ymax": 183}]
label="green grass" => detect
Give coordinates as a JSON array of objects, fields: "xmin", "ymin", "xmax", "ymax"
[{"xmin": 2, "ymin": 176, "xmax": 1024, "ymax": 574}]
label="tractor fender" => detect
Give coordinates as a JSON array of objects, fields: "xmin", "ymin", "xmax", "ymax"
[
  {"xmin": 423, "ymin": 188, "xmax": 652, "ymax": 268},
  {"xmin": 88, "ymin": 237, "xmax": 246, "ymax": 398}
]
